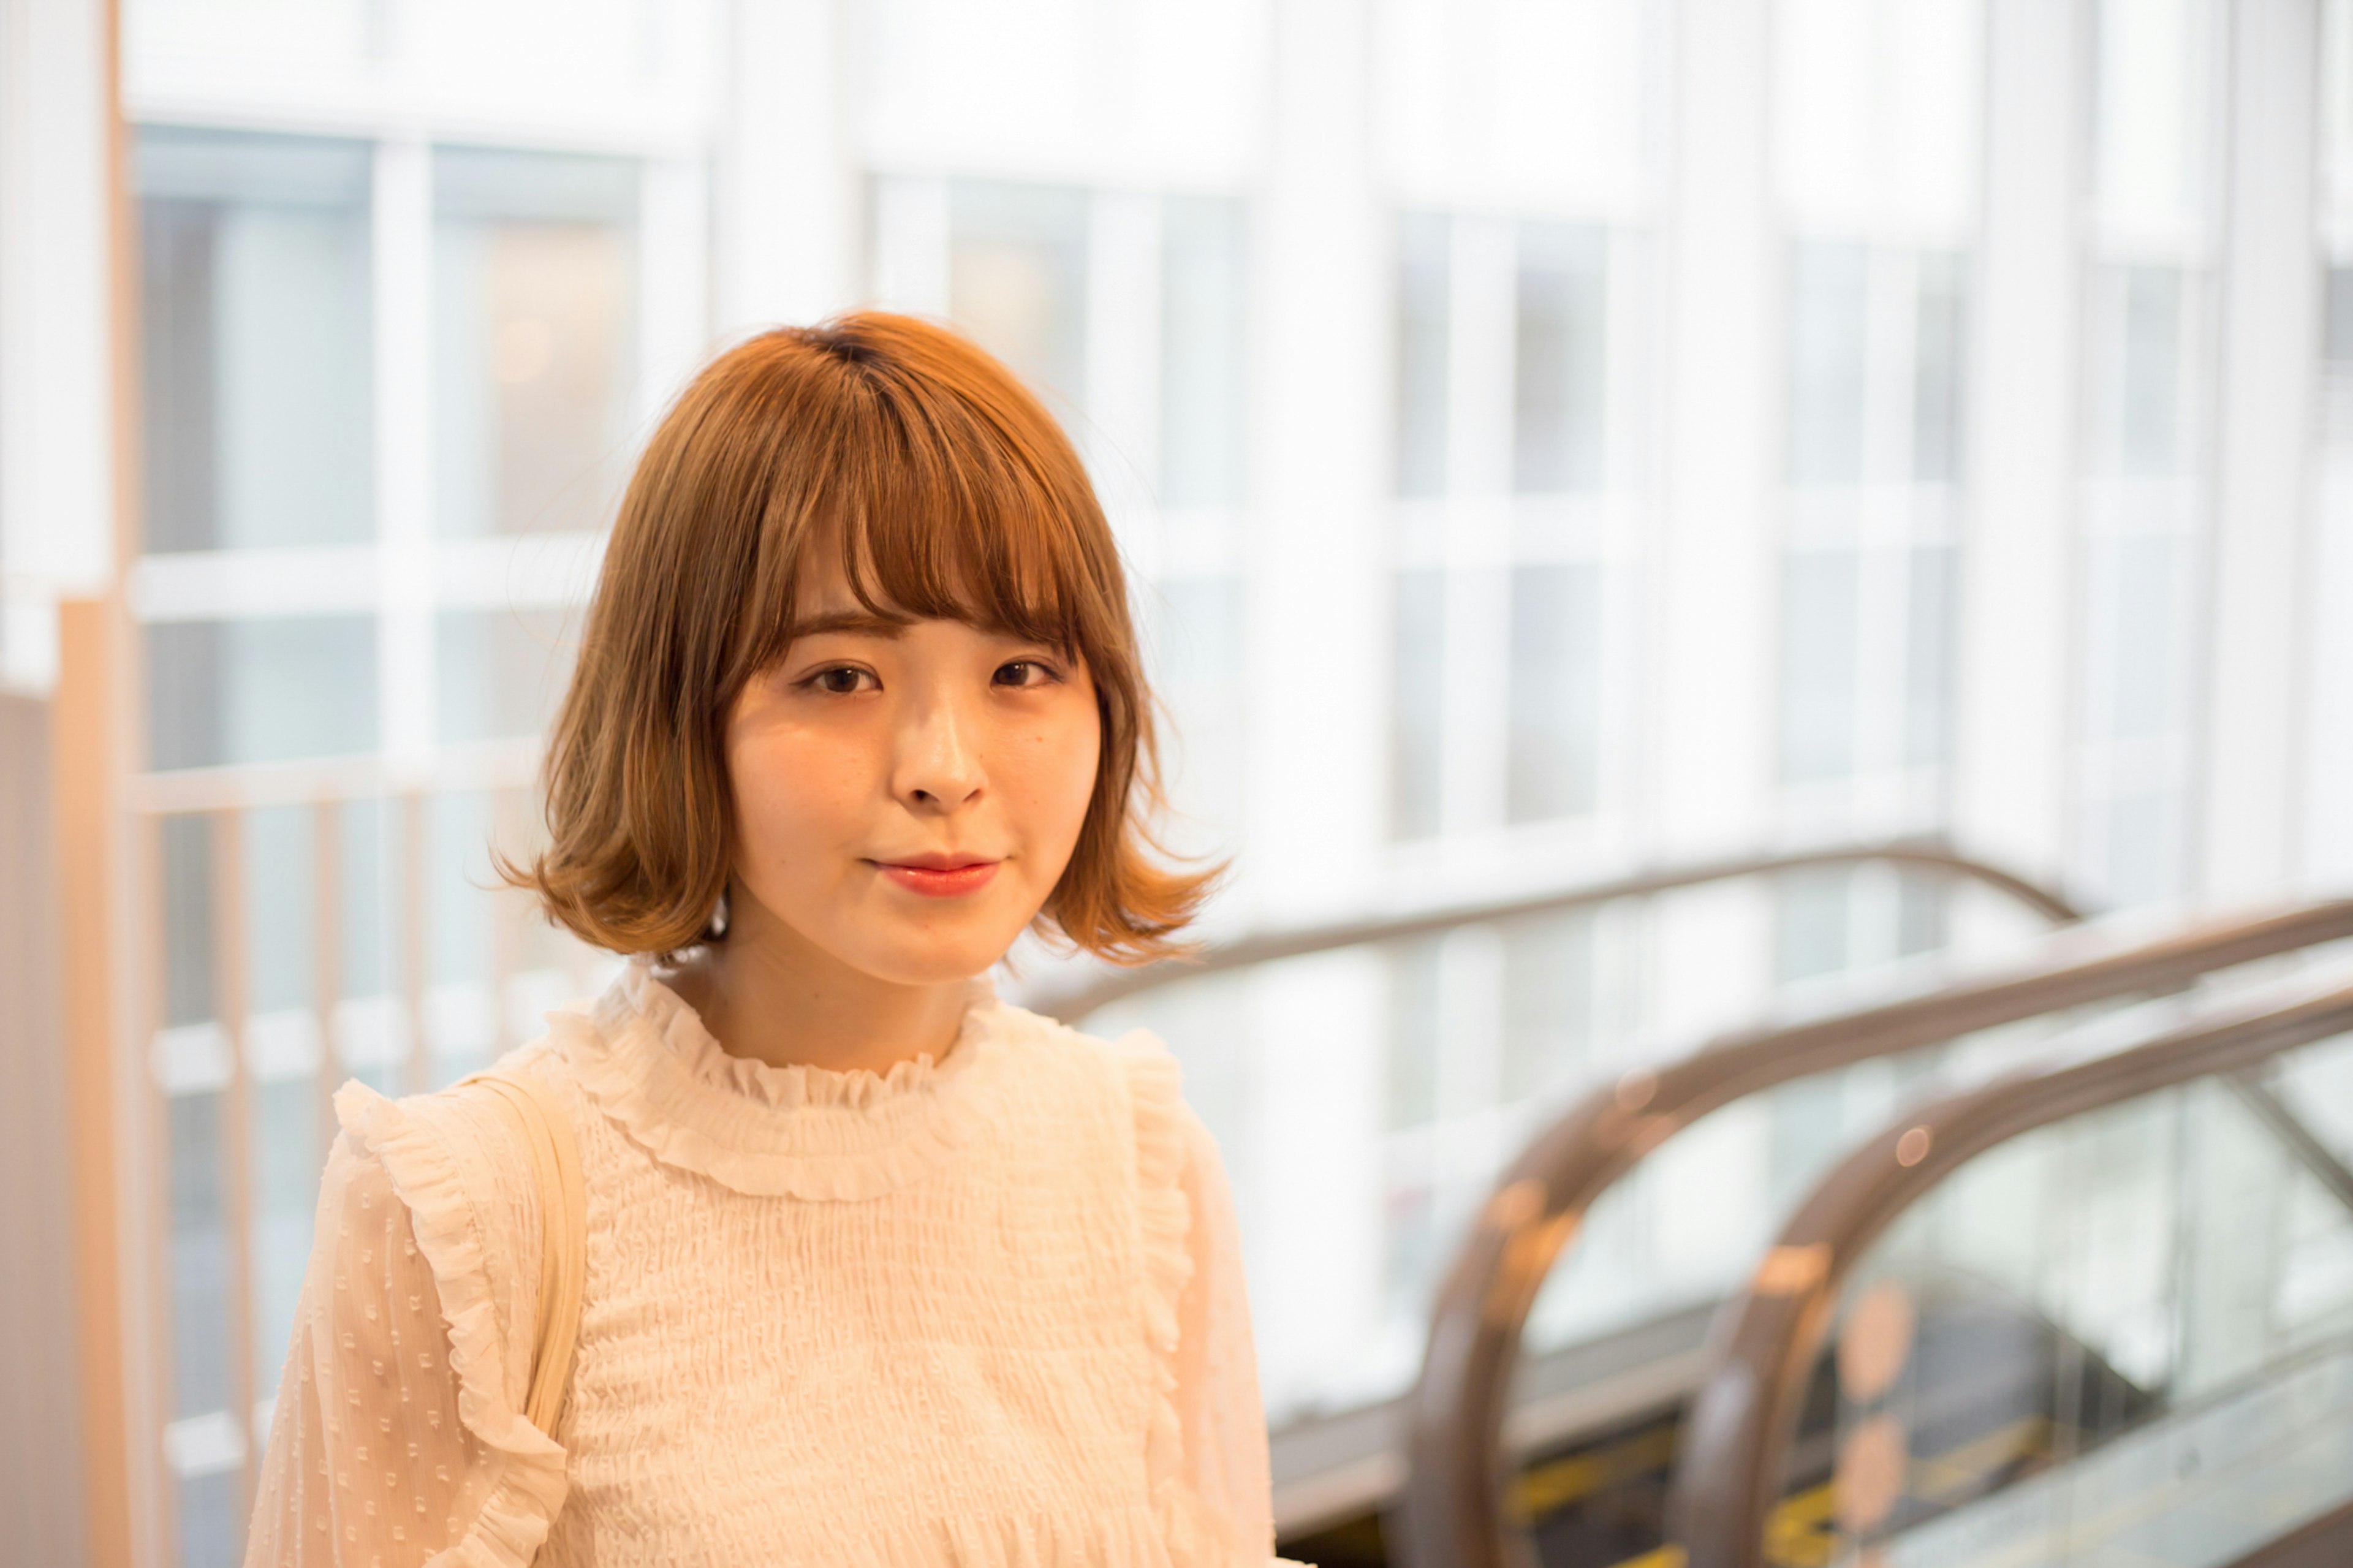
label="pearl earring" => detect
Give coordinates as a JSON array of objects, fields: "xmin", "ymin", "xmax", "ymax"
[{"xmin": 705, "ymin": 888, "xmax": 730, "ymax": 941}]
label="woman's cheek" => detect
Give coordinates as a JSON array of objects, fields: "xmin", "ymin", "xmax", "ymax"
[
  {"xmin": 737, "ymin": 736, "xmax": 835, "ymax": 872},
  {"xmin": 1051, "ymin": 711, "xmax": 1101, "ymax": 850}
]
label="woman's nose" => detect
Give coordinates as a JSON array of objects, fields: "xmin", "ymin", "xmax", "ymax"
[{"xmin": 896, "ymin": 689, "xmax": 985, "ymax": 809}]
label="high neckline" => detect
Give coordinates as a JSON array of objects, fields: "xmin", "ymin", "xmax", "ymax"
[{"xmin": 556, "ymin": 960, "xmax": 1006, "ymax": 1200}]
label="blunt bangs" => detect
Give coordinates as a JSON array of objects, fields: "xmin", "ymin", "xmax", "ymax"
[{"xmin": 731, "ymin": 338, "xmax": 1106, "ymax": 683}]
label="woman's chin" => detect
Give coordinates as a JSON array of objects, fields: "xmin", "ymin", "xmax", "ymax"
[{"xmin": 836, "ymin": 926, "xmax": 1016, "ymax": 991}]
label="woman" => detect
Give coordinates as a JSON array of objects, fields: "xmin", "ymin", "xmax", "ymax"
[{"xmin": 243, "ymin": 312, "xmax": 1294, "ymax": 1567}]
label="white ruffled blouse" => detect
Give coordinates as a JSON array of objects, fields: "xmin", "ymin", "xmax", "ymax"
[{"xmin": 242, "ymin": 963, "xmax": 1290, "ymax": 1568}]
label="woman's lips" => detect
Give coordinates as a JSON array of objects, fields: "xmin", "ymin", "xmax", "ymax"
[{"xmin": 874, "ymin": 860, "xmax": 1001, "ymax": 898}]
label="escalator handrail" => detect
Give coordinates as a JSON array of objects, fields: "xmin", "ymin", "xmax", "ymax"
[
  {"xmin": 1042, "ymin": 838, "xmax": 2084, "ymax": 1024},
  {"xmin": 1668, "ymin": 974, "xmax": 2353, "ymax": 1568},
  {"xmin": 1396, "ymin": 898, "xmax": 2353, "ymax": 1568}
]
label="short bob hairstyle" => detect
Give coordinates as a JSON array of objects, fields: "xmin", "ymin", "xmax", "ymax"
[{"xmin": 509, "ymin": 311, "xmax": 1216, "ymax": 965}]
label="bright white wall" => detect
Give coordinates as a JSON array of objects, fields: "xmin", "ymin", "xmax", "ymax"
[{"xmin": 0, "ymin": 0, "xmax": 116, "ymax": 693}]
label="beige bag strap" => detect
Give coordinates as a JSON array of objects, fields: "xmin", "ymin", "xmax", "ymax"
[{"xmin": 455, "ymin": 1066, "xmax": 587, "ymax": 1439}]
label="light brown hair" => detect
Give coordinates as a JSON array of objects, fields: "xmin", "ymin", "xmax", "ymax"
[{"xmin": 507, "ymin": 311, "xmax": 1217, "ymax": 963}]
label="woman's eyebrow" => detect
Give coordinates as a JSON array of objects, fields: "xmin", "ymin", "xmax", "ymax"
[{"xmin": 786, "ymin": 609, "xmax": 912, "ymax": 640}]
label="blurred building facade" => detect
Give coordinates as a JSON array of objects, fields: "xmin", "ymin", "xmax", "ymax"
[{"xmin": 1, "ymin": 0, "xmax": 2348, "ymax": 1562}]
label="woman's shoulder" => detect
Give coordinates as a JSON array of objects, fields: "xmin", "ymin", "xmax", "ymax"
[
  {"xmin": 331, "ymin": 1032, "xmax": 574, "ymax": 1163},
  {"xmin": 993, "ymin": 1001, "xmax": 1207, "ymax": 1178},
  {"xmin": 327, "ymin": 1028, "xmax": 583, "ymax": 1276},
  {"xmin": 995, "ymin": 998, "xmax": 1185, "ymax": 1097}
]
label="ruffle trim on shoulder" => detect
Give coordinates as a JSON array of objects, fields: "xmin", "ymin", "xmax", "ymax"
[
  {"xmin": 1108, "ymin": 1030, "xmax": 1208, "ymax": 1558},
  {"xmin": 332, "ymin": 1080, "xmax": 569, "ymax": 1568},
  {"xmin": 553, "ymin": 962, "xmax": 1001, "ymax": 1200}
]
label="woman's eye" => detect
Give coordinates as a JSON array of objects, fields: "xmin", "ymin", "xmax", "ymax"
[
  {"xmin": 809, "ymin": 667, "xmax": 874, "ymax": 695},
  {"xmin": 994, "ymin": 661, "xmax": 1057, "ymax": 688}
]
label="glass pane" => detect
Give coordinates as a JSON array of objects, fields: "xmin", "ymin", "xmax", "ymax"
[
  {"xmin": 251, "ymin": 1068, "xmax": 318, "ymax": 1393},
  {"xmin": 427, "ymin": 790, "xmax": 500, "ymax": 1086},
  {"xmin": 1912, "ymin": 250, "xmax": 1966, "ymax": 483},
  {"xmin": 1147, "ymin": 574, "xmax": 1248, "ymax": 844},
  {"xmin": 336, "ymin": 797, "xmax": 411, "ymax": 1096},
  {"xmin": 240, "ymin": 804, "xmax": 321, "ymax": 1387},
  {"xmin": 242, "ymin": 807, "xmax": 315, "ymax": 1018},
  {"xmin": 1161, "ymin": 194, "xmax": 1248, "ymax": 508},
  {"xmin": 162, "ymin": 814, "xmax": 217, "ymax": 1029},
  {"xmin": 2085, "ymin": 531, "xmax": 2187, "ymax": 741},
  {"xmin": 1506, "ymin": 562, "xmax": 1604, "ymax": 823},
  {"xmin": 432, "ymin": 147, "xmax": 639, "ymax": 539},
  {"xmin": 1396, "ymin": 210, "xmax": 1451, "ymax": 497},
  {"xmin": 1386, "ymin": 936, "xmax": 1444, "ymax": 1133},
  {"xmin": 2330, "ymin": 264, "xmax": 2353, "ymax": 366},
  {"xmin": 2322, "ymin": 265, "xmax": 2353, "ymax": 448},
  {"xmin": 1905, "ymin": 544, "xmax": 1957, "ymax": 768},
  {"xmin": 1499, "ymin": 908, "xmax": 1596, "ymax": 1104},
  {"xmin": 947, "ymin": 180, "xmax": 1089, "ymax": 408},
  {"xmin": 435, "ymin": 605, "xmax": 577, "ymax": 745},
  {"xmin": 1777, "ymin": 865, "xmax": 1854, "ymax": 983},
  {"xmin": 1896, "ymin": 870, "xmax": 1948, "ymax": 958},
  {"xmin": 168, "ymin": 1089, "xmax": 230, "ymax": 1419},
  {"xmin": 2092, "ymin": 785, "xmax": 2189, "ymax": 909},
  {"xmin": 2121, "ymin": 265, "xmax": 2186, "ymax": 477},
  {"xmin": 137, "ymin": 128, "xmax": 374, "ymax": 553},
  {"xmin": 147, "ymin": 618, "xmax": 379, "ymax": 770},
  {"xmin": 1808, "ymin": 1050, "xmax": 2353, "ymax": 1568},
  {"xmin": 1513, "ymin": 221, "xmax": 1607, "ymax": 494},
  {"xmin": 1383, "ymin": 936, "xmax": 1447, "ymax": 1333},
  {"xmin": 176, "ymin": 1469, "xmax": 241, "ymax": 1568},
  {"xmin": 1779, "ymin": 549, "xmax": 1861, "ymax": 782},
  {"xmin": 1788, "ymin": 239, "xmax": 1869, "ymax": 485},
  {"xmin": 1391, "ymin": 567, "xmax": 1447, "ymax": 839},
  {"xmin": 2089, "ymin": 262, "xmax": 2191, "ymax": 479}
]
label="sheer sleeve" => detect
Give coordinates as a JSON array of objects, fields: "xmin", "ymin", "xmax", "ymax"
[
  {"xmin": 243, "ymin": 1132, "xmax": 498, "ymax": 1566},
  {"xmin": 1170, "ymin": 1112, "xmax": 1307, "ymax": 1567},
  {"xmin": 244, "ymin": 1075, "xmax": 569, "ymax": 1567}
]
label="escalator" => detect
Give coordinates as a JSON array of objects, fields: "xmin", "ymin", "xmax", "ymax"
[
  {"xmin": 1292, "ymin": 1282, "xmax": 2167, "ymax": 1568},
  {"xmin": 1669, "ymin": 973, "xmax": 2353, "ymax": 1568},
  {"xmin": 1232, "ymin": 895, "xmax": 2353, "ymax": 1568},
  {"xmin": 1058, "ymin": 846, "xmax": 2353, "ymax": 1568}
]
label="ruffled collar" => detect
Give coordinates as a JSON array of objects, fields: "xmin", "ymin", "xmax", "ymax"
[{"xmin": 556, "ymin": 959, "xmax": 1005, "ymax": 1200}]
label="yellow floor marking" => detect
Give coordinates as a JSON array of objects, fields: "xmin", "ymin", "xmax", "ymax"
[{"xmin": 1602, "ymin": 1547, "xmax": 1688, "ymax": 1568}]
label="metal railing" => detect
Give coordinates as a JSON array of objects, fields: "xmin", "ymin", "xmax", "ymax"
[
  {"xmin": 1045, "ymin": 838, "xmax": 2085, "ymax": 1023},
  {"xmin": 1669, "ymin": 972, "xmax": 2353, "ymax": 1568},
  {"xmin": 1393, "ymin": 897, "xmax": 2353, "ymax": 1568}
]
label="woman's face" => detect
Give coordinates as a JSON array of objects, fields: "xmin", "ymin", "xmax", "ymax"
[{"xmin": 722, "ymin": 555, "xmax": 1102, "ymax": 987}]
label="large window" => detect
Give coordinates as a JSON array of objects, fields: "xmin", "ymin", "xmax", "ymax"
[
  {"xmin": 1387, "ymin": 212, "xmax": 1639, "ymax": 847},
  {"xmin": 1770, "ymin": 0, "xmax": 1980, "ymax": 983},
  {"xmin": 1381, "ymin": 207, "xmax": 1647, "ymax": 1374},
  {"xmin": 432, "ymin": 148, "xmax": 638, "ymax": 541},
  {"xmin": 2074, "ymin": 0, "xmax": 2223, "ymax": 911},
  {"xmin": 132, "ymin": 124, "xmax": 648, "ymax": 1564},
  {"xmin": 140, "ymin": 131, "xmax": 376, "ymax": 556},
  {"xmin": 1371, "ymin": 0, "xmax": 1664, "ymax": 1406}
]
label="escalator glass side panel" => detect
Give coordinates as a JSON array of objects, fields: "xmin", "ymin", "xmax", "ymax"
[
  {"xmin": 1523, "ymin": 1037, "xmax": 2047, "ymax": 1360},
  {"xmin": 1879, "ymin": 1347, "xmax": 2353, "ymax": 1568},
  {"xmin": 1779, "ymin": 1034, "xmax": 2353, "ymax": 1568}
]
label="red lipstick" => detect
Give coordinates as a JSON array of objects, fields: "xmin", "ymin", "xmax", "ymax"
[{"xmin": 872, "ymin": 855, "xmax": 1001, "ymax": 898}]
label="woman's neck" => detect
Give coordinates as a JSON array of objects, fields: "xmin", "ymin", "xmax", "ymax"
[{"xmin": 657, "ymin": 892, "xmax": 974, "ymax": 1078}]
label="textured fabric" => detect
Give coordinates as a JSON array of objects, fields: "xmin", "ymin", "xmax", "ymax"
[{"xmin": 243, "ymin": 963, "xmax": 1292, "ymax": 1568}]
